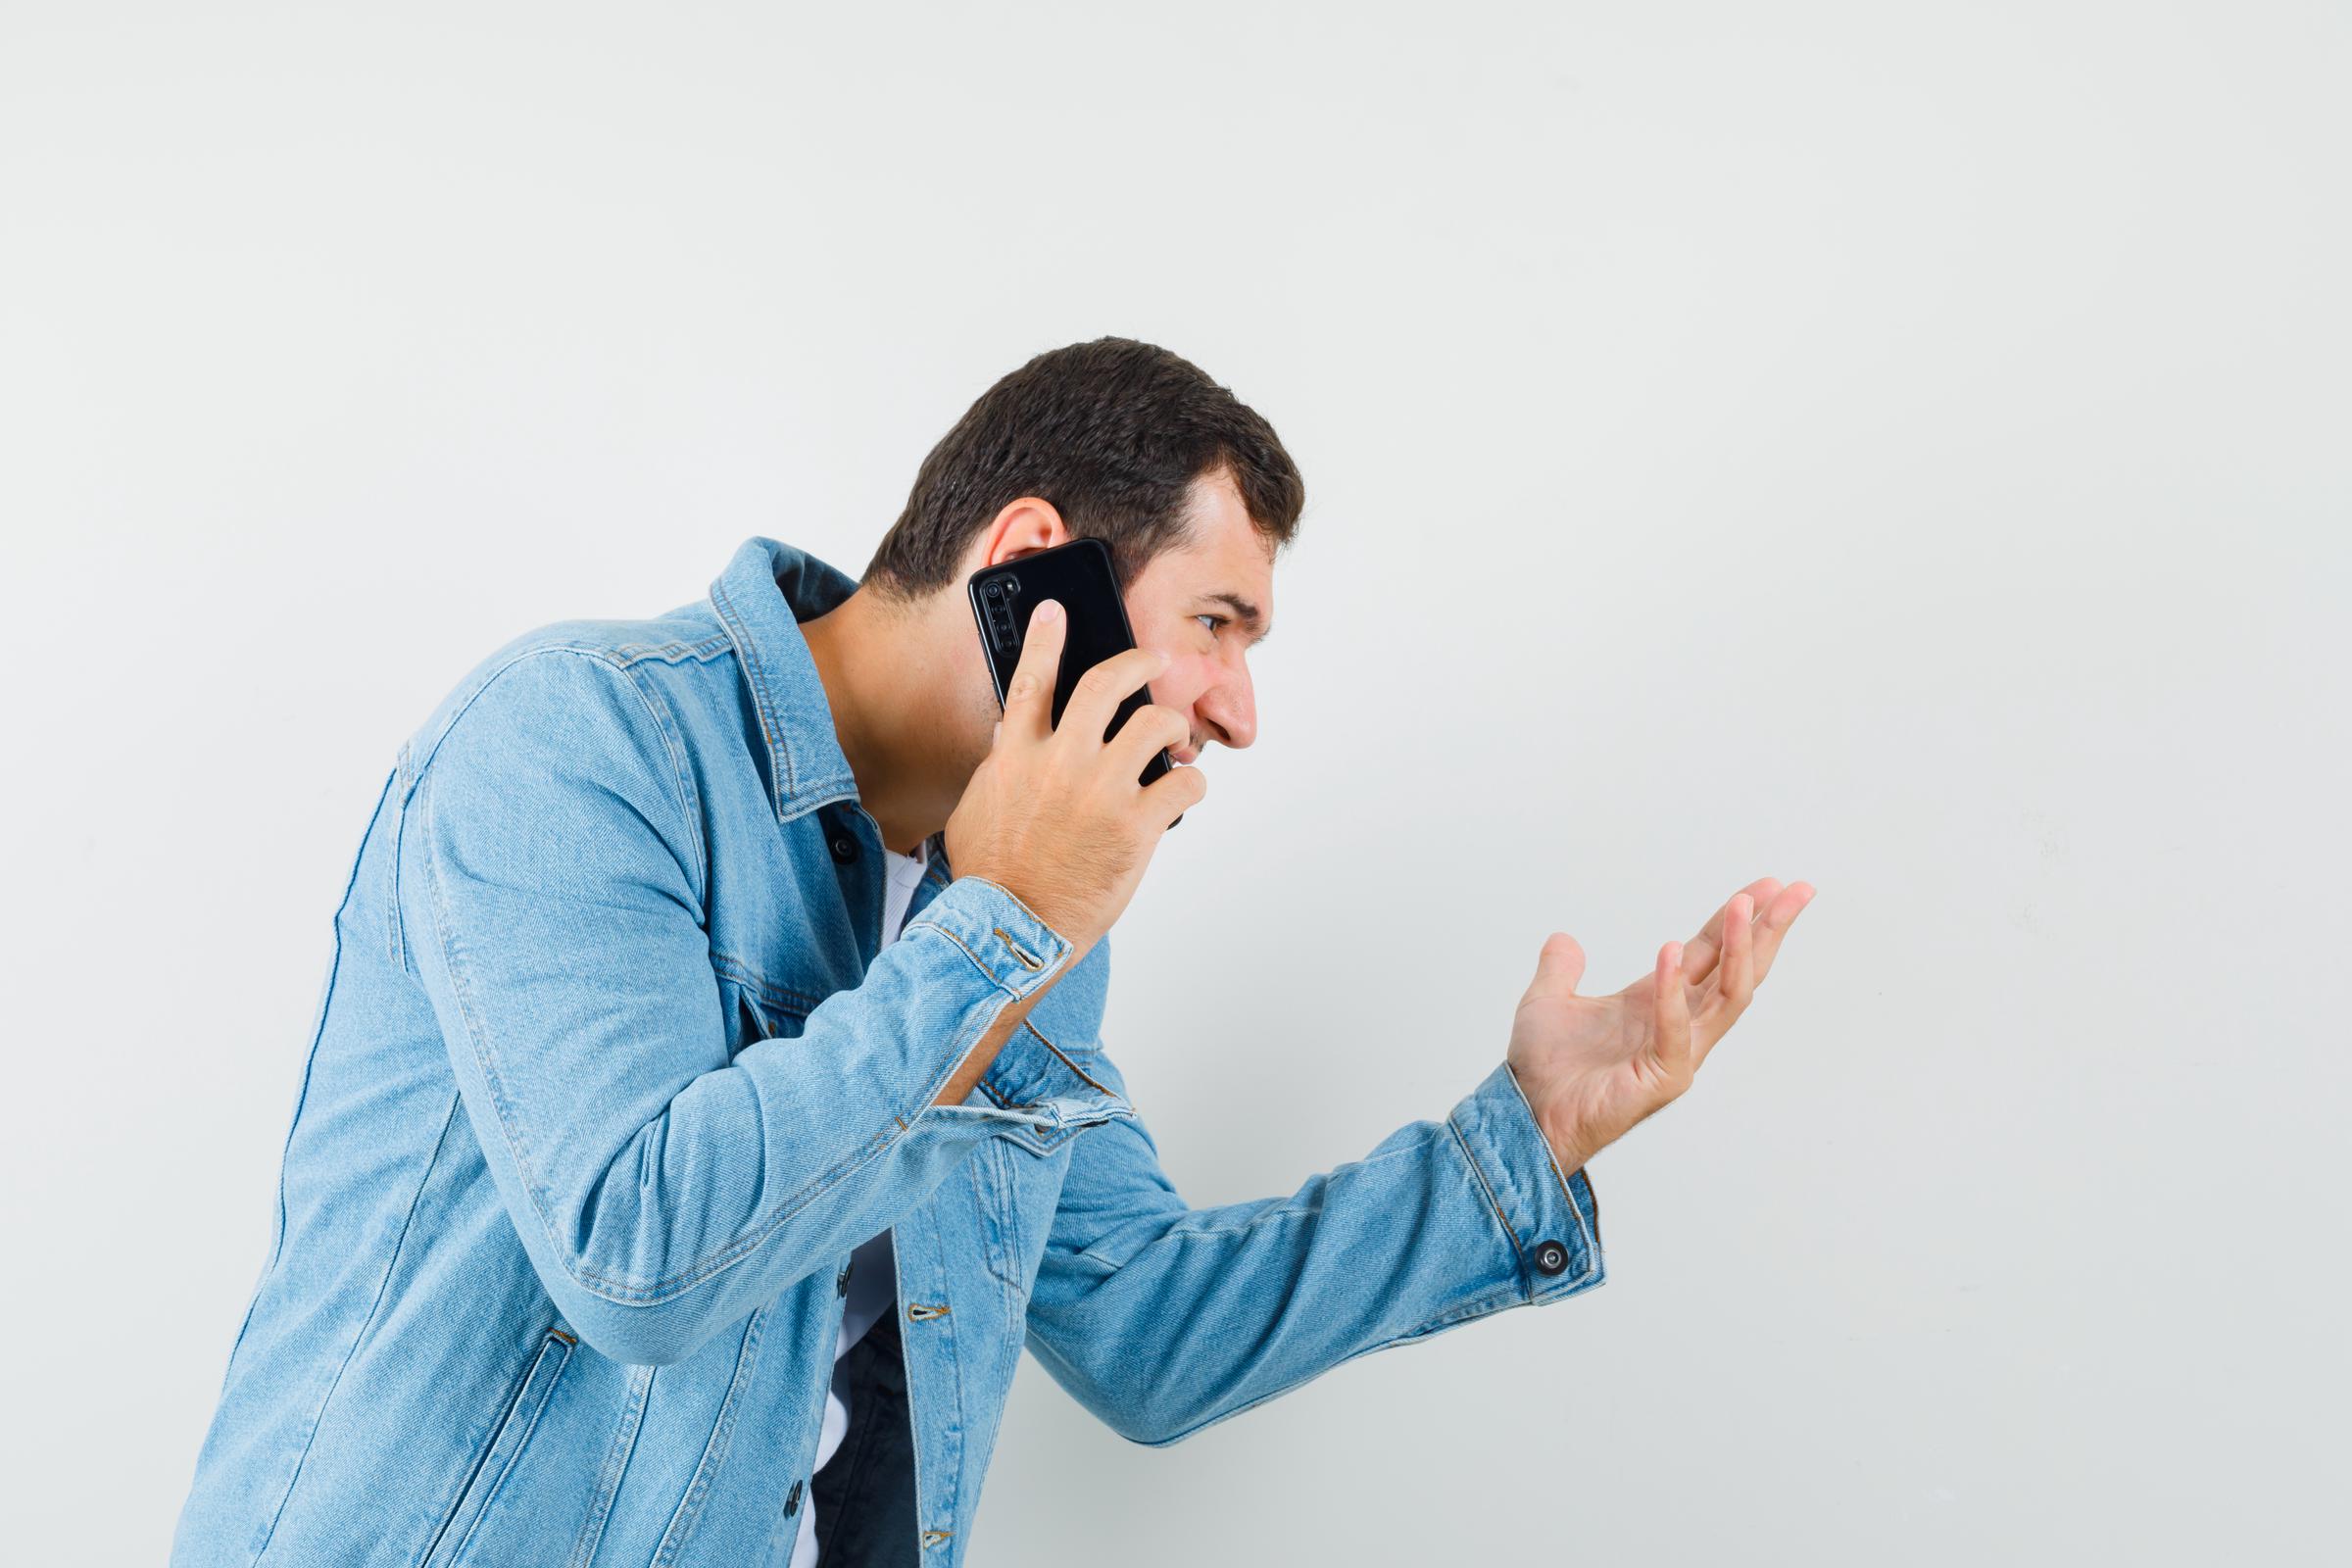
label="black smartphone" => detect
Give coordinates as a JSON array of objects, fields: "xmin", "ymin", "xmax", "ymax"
[{"xmin": 967, "ymin": 536, "xmax": 1182, "ymax": 828}]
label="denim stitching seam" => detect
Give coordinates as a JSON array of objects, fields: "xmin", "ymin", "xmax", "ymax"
[
  {"xmin": 1445, "ymin": 1112, "xmax": 1530, "ymax": 1284},
  {"xmin": 708, "ymin": 579, "xmax": 794, "ymax": 806},
  {"xmin": 564, "ymin": 1365, "xmax": 654, "ymax": 1568},
  {"xmin": 254, "ymin": 1093, "xmax": 466, "ymax": 1563},
  {"xmin": 651, "ymin": 1308, "xmax": 768, "ymax": 1566}
]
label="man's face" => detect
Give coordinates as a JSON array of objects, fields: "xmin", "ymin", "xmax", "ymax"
[{"xmin": 1122, "ymin": 469, "xmax": 1276, "ymax": 762}]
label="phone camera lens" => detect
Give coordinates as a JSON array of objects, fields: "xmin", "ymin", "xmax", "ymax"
[{"xmin": 984, "ymin": 582, "xmax": 1003, "ymax": 598}]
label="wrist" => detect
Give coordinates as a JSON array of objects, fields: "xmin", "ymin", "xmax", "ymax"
[
  {"xmin": 1510, "ymin": 1068, "xmax": 1592, "ymax": 1175},
  {"xmin": 953, "ymin": 871, "xmax": 1095, "ymax": 968},
  {"xmin": 1542, "ymin": 1124, "xmax": 1592, "ymax": 1176}
]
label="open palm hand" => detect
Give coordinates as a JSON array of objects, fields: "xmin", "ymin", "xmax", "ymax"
[{"xmin": 1506, "ymin": 877, "xmax": 1816, "ymax": 1174}]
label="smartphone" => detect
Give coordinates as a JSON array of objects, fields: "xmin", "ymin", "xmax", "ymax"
[{"xmin": 967, "ymin": 536, "xmax": 1182, "ymax": 828}]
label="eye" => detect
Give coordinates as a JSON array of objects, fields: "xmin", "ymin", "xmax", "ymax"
[{"xmin": 1195, "ymin": 613, "xmax": 1225, "ymax": 635}]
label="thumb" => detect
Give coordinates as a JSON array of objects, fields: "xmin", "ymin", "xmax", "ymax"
[{"xmin": 1532, "ymin": 931, "xmax": 1587, "ymax": 996}]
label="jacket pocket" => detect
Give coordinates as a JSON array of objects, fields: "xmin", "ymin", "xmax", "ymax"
[{"xmin": 417, "ymin": 1328, "xmax": 576, "ymax": 1568}]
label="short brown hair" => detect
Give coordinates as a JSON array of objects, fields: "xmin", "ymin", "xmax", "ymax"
[{"xmin": 861, "ymin": 337, "xmax": 1304, "ymax": 601}]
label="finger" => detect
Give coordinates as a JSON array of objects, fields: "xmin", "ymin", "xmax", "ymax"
[
  {"xmin": 1681, "ymin": 877, "xmax": 1783, "ymax": 984},
  {"xmin": 1003, "ymin": 599, "xmax": 1068, "ymax": 743},
  {"xmin": 1653, "ymin": 941, "xmax": 1692, "ymax": 1079},
  {"xmin": 1055, "ymin": 645, "xmax": 1169, "ymax": 757},
  {"xmin": 1138, "ymin": 754, "xmax": 1207, "ymax": 828},
  {"xmin": 1681, "ymin": 877, "xmax": 1781, "ymax": 983},
  {"xmin": 1694, "ymin": 892, "xmax": 1756, "ymax": 1060},
  {"xmin": 1533, "ymin": 931, "xmax": 1587, "ymax": 1000},
  {"xmin": 1104, "ymin": 702, "xmax": 1189, "ymax": 782},
  {"xmin": 1740, "ymin": 881, "xmax": 1817, "ymax": 989}
]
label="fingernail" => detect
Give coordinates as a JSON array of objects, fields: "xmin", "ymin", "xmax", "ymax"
[{"xmin": 1034, "ymin": 600, "xmax": 1061, "ymax": 623}]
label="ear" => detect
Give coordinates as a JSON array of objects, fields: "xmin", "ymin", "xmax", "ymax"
[{"xmin": 975, "ymin": 497, "xmax": 1069, "ymax": 567}]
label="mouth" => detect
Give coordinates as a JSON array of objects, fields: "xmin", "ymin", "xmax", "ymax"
[{"xmin": 1172, "ymin": 745, "xmax": 1200, "ymax": 765}]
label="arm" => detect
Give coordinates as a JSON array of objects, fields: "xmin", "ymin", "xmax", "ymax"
[
  {"xmin": 1022, "ymin": 1051, "xmax": 1604, "ymax": 1447},
  {"xmin": 397, "ymin": 649, "xmax": 1072, "ymax": 1366},
  {"xmin": 1022, "ymin": 873, "xmax": 1818, "ymax": 1446}
]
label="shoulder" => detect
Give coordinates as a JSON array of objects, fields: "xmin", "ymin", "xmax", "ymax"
[{"xmin": 400, "ymin": 607, "xmax": 728, "ymax": 780}]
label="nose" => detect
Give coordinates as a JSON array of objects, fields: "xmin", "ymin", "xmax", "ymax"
[{"xmin": 1195, "ymin": 661, "xmax": 1257, "ymax": 753}]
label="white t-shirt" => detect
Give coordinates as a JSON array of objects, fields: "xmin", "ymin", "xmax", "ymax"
[{"xmin": 790, "ymin": 836, "xmax": 928, "ymax": 1568}]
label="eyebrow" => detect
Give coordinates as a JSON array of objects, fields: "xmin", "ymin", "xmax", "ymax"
[{"xmin": 1200, "ymin": 592, "xmax": 1272, "ymax": 645}]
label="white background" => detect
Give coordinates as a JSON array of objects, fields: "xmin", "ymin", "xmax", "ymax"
[{"xmin": 3, "ymin": 3, "xmax": 2345, "ymax": 1562}]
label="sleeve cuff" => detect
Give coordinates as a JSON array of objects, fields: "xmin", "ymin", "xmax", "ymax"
[
  {"xmin": 901, "ymin": 874, "xmax": 1075, "ymax": 999},
  {"xmin": 1447, "ymin": 1060, "xmax": 1604, "ymax": 1302}
]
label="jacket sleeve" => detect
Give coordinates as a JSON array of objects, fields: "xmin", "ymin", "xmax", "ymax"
[
  {"xmin": 395, "ymin": 648, "xmax": 1070, "ymax": 1367},
  {"xmin": 1022, "ymin": 1051, "xmax": 1605, "ymax": 1446}
]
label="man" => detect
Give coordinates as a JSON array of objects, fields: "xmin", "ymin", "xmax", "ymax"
[{"xmin": 173, "ymin": 337, "xmax": 1813, "ymax": 1567}]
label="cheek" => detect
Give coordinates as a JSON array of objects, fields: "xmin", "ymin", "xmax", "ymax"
[{"xmin": 1156, "ymin": 660, "xmax": 1214, "ymax": 711}]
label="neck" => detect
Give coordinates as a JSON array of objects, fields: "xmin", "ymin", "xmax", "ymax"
[{"xmin": 799, "ymin": 585, "xmax": 980, "ymax": 858}]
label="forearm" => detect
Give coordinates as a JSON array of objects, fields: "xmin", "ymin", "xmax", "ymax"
[
  {"xmin": 1025, "ymin": 1060, "xmax": 1604, "ymax": 1446},
  {"xmin": 414, "ymin": 841, "xmax": 1075, "ymax": 1365},
  {"xmin": 930, "ymin": 977, "xmax": 1053, "ymax": 1106}
]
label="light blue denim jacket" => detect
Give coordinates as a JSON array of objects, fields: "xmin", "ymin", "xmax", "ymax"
[{"xmin": 173, "ymin": 537, "xmax": 1605, "ymax": 1568}]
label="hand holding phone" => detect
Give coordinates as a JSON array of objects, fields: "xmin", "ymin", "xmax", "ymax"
[
  {"xmin": 944, "ymin": 595, "xmax": 1205, "ymax": 964},
  {"xmin": 967, "ymin": 536, "xmax": 1182, "ymax": 809}
]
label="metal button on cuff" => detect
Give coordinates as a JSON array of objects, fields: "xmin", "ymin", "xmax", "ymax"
[
  {"xmin": 1445, "ymin": 1060, "xmax": 1605, "ymax": 1300},
  {"xmin": 906, "ymin": 876, "xmax": 1073, "ymax": 999}
]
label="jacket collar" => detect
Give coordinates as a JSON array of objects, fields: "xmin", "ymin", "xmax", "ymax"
[{"xmin": 707, "ymin": 536, "xmax": 865, "ymax": 823}]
